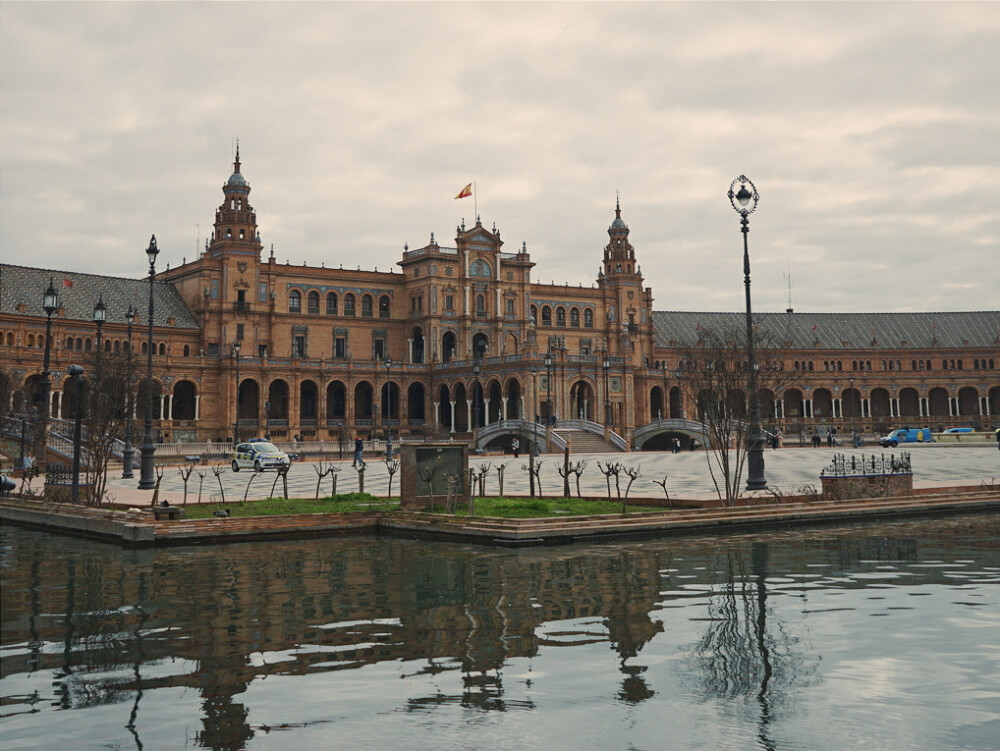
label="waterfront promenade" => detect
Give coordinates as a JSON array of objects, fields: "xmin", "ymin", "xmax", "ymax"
[{"xmin": 97, "ymin": 443, "xmax": 999, "ymax": 507}]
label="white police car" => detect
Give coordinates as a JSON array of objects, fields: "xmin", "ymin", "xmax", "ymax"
[{"xmin": 231, "ymin": 441, "xmax": 291, "ymax": 472}]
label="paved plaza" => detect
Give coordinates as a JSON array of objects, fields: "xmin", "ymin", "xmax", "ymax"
[{"xmin": 102, "ymin": 444, "xmax": 1000, "ymax": 506}]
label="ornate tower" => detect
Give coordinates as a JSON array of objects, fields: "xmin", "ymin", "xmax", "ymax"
[
  {"xmin": 206, "ymin": 145, "xmax": 262, "ymax": 259},
  {"xmin": 602, "ymin": 197, "xmax": 636, "ymax": 276}
]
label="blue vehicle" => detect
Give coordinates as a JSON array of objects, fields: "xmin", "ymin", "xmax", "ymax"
[
  {"xmin": 942, "ymin": 427, "xmax": 973, "ymax": 434},
  {"xmin": 879, "ymin": 427, "xmax": 933, "ymax": 448}
]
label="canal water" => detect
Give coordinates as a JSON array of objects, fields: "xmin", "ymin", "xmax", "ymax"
[{"xmin": 1, "ymin": 516, "xmax": 998, "ymax": 751}]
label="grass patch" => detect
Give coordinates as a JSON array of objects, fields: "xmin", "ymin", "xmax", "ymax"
[
  {"xmin": 437, "ymin": 497, "xmax": 664, "ymax": 518},
  {"xmin": 184, "ymin": 493, "xmax": 394, "ymax": 519}
]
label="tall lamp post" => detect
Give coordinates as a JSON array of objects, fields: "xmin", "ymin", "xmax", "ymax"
[
  {"xmin": 849, "ymin": 375, "xmax": 858, "ymax": 447},
  {"xmin": 384, "ymin": 356, "xmax": 394, "ymax": 443},
  {"xmin": 40, "ymin": 278, "xmax": 59, "ymax": 467},
  {"xmin": 93, "ymin": 295, "xmax": 107, "ymax": 364},
  {"xmin": 68, "ymin": 365, "xmax": 85, "ymax": 503},
  {"xmin": 729, "ymin": 175, "xmax": 767, "ymax": 491},
  {"xmin": 529, "ymin": 365, "xmax": 538, "ymax": 498},
  {"xmin": 472, "ymin": 360, "xmax": 481, "ymax": 430},
  {"xmin": 602, "ymin": 355, "xmax": 611, "ymax": 427},
  {"xmin": 544, "ymin": 352, "xmax": 554, "ymax": 426},
  {"xmin": 138, "ymin": 235, "xmax": 159, "ymax": 490},
  {"xmin": 122, "ymin": 305, "xmax": 136, "ymax": 478},
  {"xmin": 232, "ymin": 340, "xmax": 242, "ymax": 444}
]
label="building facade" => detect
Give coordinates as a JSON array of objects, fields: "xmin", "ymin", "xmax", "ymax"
[{"xmin": 2, "ymin": 154, "xmax": 998, "ymax": 452}]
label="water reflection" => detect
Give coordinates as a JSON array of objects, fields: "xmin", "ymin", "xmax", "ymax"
[{"xmin": 1, "ymin": 515, "xmax": 998, "ymax": 751}]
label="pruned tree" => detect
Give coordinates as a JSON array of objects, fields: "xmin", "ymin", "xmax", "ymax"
[
  {"xmin": 494, "ymin": 463, "xmax": 507, "ymax": 497},
  {"xmin": 385, "ymin": 458, "xmax": 400, "ymax": 499},
  {"xmin": 313, "ymin": 461, "xmax": 335, "ymax": 499},
  {"xmin": 677, "ymin": 324, "xmax": 797, "ymax": 505},
  {"xmin": 211, "ymin": 463, "xmax": 226, "ymax": 505},
  {"xmin": 622, "ymin": 465, "xmax": 641, "ymax": 513},
  {"xmin": 77, "ymin": 348, "xmax": 132, "ymax": 505},
  {"xmin": 653, "ymin": 474, "xmax": 671, "ymax": 509},
  {"xmin": 178, "ymin": 465, "xmax": 194, "ymax": 506},
  {"xmin": 522, "ymin": 460, "xmax": 543, "ymax": 498},
  {"xmin": 569, "ymin": 460, "xmax": 587, "ymax": 498},
  {"xmin": 598, "ymin": 461, "xmax": 622, "ymax": 504},
  {"xmin": 270, "ymin": 463, "xmax": 291, "ymax": 499},
  {"xmin": 418, "ymin": 462, "xmax": 438, "ymax": 511},
  {"xmin": 475, "ymin": 463, "xmax": 492, "ymax": 497}
]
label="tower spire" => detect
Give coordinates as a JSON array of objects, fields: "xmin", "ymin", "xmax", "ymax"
[{"xmin": 233, "ymin": 138, "xmax": 241, "ymax": 174}]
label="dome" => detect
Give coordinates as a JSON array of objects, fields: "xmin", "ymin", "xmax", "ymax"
[
  {"xmin": 227, "ymin": 171, "xmax": 247, "ymax": 187},
  {"xmin": 611, "ymin": 216, "xmax": 627, "ymax": 230}
]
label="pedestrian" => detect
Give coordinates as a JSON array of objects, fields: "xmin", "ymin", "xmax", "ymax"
[
  {"xmin": 511, "ymin": 437, "xmax": 520, "ymax": 458},
  {"xmin": 812, "ymin": 431, "xmax": 821, "ymax": 448},
  {"xmin": 995, "ymin": 427, "xmax": 1000, "ymax": 451},
  {"xmin": 352, "ymin": 435, "xmax": 366, "ymax": 468},
  {"xmin": 827, "ymin": 430, "xmax": 834, "ymax": 448},
  {"xmin": 672, "ymin": 437, "xmax": 681, "ymax": 454}
]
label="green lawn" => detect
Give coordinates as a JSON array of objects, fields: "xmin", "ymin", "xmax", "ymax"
[{"xmin": 182, "ymin": 494, "xmax": 664, "ymax": 519}]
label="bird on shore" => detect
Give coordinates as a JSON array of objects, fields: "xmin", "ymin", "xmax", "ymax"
[{"xmin": 213, "ymin": 509, "xmax": 231, "ymax": 518}]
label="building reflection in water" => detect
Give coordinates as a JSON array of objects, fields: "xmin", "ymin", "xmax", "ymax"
[{"xmin": 1, "ymin": 515, "xmax": 996, "ymax": 750}]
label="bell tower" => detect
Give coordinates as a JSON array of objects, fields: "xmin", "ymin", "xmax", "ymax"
[
  {"xmin": 602, "ymin": 197, "xmax": 637, "ymax": 276},
  {"xmin": 206, "ymin": 145, "xmax": 262, "ymax": 259}
]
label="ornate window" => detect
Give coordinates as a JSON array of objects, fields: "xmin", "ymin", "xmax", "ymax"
[
  {"xmin": 288, "ymin": 290, "xmax": 302, "ymax": 313},
  {"xmin": 326, "ymin": 292, "xmax": 338, "ymax": 315},
  {"xmin": 307, "ymin": 291, "xmax": 320, "ymax": 315}
]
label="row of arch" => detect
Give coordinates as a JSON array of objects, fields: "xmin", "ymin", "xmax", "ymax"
[
  {"xmin": 649, "ymin": 384, "xmax": 1000, "ymax": 421},
  {"xmin": 529, "ymin": 304, "xmax": 594, "ymax": 328},
  {"xmin": 289, "ymin": 290, "xmax": 391, "ymax": 318}
]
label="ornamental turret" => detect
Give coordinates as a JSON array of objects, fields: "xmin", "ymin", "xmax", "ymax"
[{"xmin": 206, "ymin": 145, "xmax": 262, "ymax": 259}]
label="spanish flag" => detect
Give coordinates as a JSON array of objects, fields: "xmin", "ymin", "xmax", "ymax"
[{"xmin": 455, "ymin": 183, "xmax": 472, "ymax": 200}]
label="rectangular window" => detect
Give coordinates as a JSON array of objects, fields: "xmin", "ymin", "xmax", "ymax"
[
  {"xmin": 293, "ymin": 336, "xmax": 306, "ymax": 358},
  {"xmin": 210, "ymin": 279, "xmax": 220, "ymax": 300},
  {"xmin": 334, "ymin": 337, "xmax": 346, "ymax": 358},
  {"xmin": 506, "ymin": 299, "xmax": 515, "ymax": 315},
  {"xmin": 258, "ymin": 344, "xmax": 268, "ymax": 358},
  {"xmin": 445, "ymin": 295, "xmax": 454, "ymax": 310},
  {"xmin": 259, "ymin": 282, "xmax": 268, "ymax": 302},
  {"xmin": 207, "ymin": 342, "xmax": 220, "ymax": 357},
  {"xmin": 373, "ymin": 338, "xmax": 385, "ymax": 360},
  {"xmin": 236, "ymin": 324, "xmax": 245, "ymax": 341}
]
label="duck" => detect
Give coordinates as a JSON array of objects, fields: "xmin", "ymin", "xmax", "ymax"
[{"xmin": 213, "ymin": 508, "xmax": 231, "ymax": 518}]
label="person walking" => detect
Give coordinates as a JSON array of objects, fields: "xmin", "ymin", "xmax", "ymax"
[
  {"xmin": 995, "ymin": 427, "xmax": 1000, "ymax": 451},
  {"xmin": 352, "ymin": 435, "xmax": 366, "ymax": 468},
  {"xmin": 511, "ymin": 437, "xmax": 520, "ymax": 458}
]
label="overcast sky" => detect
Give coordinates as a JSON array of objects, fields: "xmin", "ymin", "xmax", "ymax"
[{"xmin": 2, "ymin": 2, "xmax": 998, "ymax": 314}]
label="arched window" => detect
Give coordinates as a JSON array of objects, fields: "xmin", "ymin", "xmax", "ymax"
[
  {"xmin": 344, "ymin": 294, "xmax": 356, "ymax": 316},
  {"xmin": 184, "ymin": 345, "xmax": 190, "ymax": 356},
  {"xmin": 288, "ymin": 290, "xmax": 302, "ymax": 313},
  {"xmin": 531, "ymin": 305, "xmax": 538, "ymax": 323},
  {"xmin": 556, "ymin": 307, "xmax": 566, "ymax": 326},
  {"xmin": 570, "ymin": 308, "xmax": 580, "ymax": 327},
  {"xmin": 379, "ymin": 295, "xmax": 391, "ymax": 318},
  {"xmin": 326, "ymin": 292, "xmax": 338, "ymax": 315},
  {"xmin": 541, "ymin": 306, "xmax": 552, "ymax": 326},
  {"xmin": 307, "ymin": 291, "xmax": 320, "ymax": 314},
  {"xmin": 584, "ymin": 309, "xmax": 594, "ymax": 328},
  {"xmin": 361, "ymin": 294, "xmax": 374, "ymax": 317},
  {"xmin": 65, "ymin": 337, "xmax": 74, "ymax": 349},
  {"xmin": 159, "ymin": 343, "xmax": 166, "ymax": 355},
  {"xmin": 476, "ymin": 294, "xmax": 486, "ymax": 316}
]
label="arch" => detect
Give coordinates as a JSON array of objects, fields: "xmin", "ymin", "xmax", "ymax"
[
  {"xmin": 759, "ymin": 389, "xmax": 776, "ymax": 422},
  {"xmin": 870, "ymin": 388, "xmax": 891, "ymax": 419},
  {"xmin": 288, "ymin": 289, "xmax": 302, "ymax": 313},
  {"xmin": 65, "ymin": 336, "xmax": 74, "ymax": 349},
  {"xmin": 438, "ymin": 383, "xmax": 453, "ymax": 430},
  {"xmin": 300, "ymin": 380, "xmax": 319, "ymax": 419},
  {"xmin": 812, "ymin": 388, "xmax": 834, "ymax": 420},
  {"xmin": 381, "ymin": 380, "xmax": 400, "ymax": 421},
  {"xmin": 452, "ymin": 382, "xmax": 469, "ymax": 432},
  {"xmin": 343, "ymin": 293, "xmax": 356, "ymax": 316},
  {"xmin": 505, "ymin": 378, "xmax": 522, "ymax": 419},
  {"xmin": 354, "ymin": 381, "xmax": 374, "ymax": 420},
  {"xmin": 441, "ymin": 331, "xmax": 457, "ymax": 363},
  {"xmin": 783, "ymin": 388, "xmax": 804, "ymax": 420},
  {"xmin": 989, "ymin": 385, "xmax": 1000, "ymax": 417},
  {"xmin": 326, "ymin": 291, "xmax": 338, "ymax": 315},
  {"xmin": 530, "ymin": 305, "xmax": 538, "ymax": 324},
  {"xmin": 650, "ymin": 386, "xmax": 665, "ymax": 420},
  {"xmin": 407, "ymin": 382, "xmax": 426, "ymax": 421},
  {"xmin": 843, "ymin": 388, "xmax": 862, "ymax": 420},
  {"xmin": 487, "ymin": 379, "xmax": 503, "ymax": 423},
  {"xmin": 307, "ymin": 291, "xmax": 320, "ymax": 314},
  {"xmin": 183, "ymin": 344, "xmax": 190, "ymax": 357},
  {"xmin": 584, "ymin": 309, "xmax": 594, "ymax": 328},
  {"xmin": 472, "ymin": 332, "xmax": 489, "ymax": 360},
  {"xmin": 412, "ymin": 326, "xmax": 425, "ymax": 364},
  {"xmin": 172, "ymin": 380, "xmax": 197, "ymax": 420},
  {"xmin": 470, "ymin": 379, "xmax": 486, "ymax": 428},
  {"xmin": 361, "ymin": 294, "xmax": 374, "ymax": 317},
  {"xmin": 326, "ymin": 380, "xmax": 347, "ymax": 420},
  {"xmin": 556, "ymin": 306, "xmax": 566, "ymax": 327},
  {"xmin": 135, "ymin": 379, "xmax": 164, "ymax": 420},
  {"xmin": 541, "ymin": 305, "xmax": 552, "ymax": 326},
  {"xmin": 379, "ymin": 294, "xmax": 391, "ymax": 318},
  {"xmin": 263, "ymin": 380, "xmax": 288, "ymax": 422},
  {"xmin": 85, "ymin": 339, "xmax": 92, "ymax": 352},
  {"xmin": 570, "ymin": 380, "xmax": 595, "ymax": 421},
  {"xmin": 570, "ymin": 307, "xmax": 580, "ymax": 327},
  {"xmin": 475, "ymin": 293, "xmax": 487, "ymax": 317},
  {"xmin": 958, "ymin": 386, "xmax": 980, "ymax": 416},
  {"xmin": 669, "ymin": 385, "xmax": 683, "ymax": 419},
  {"xmin": 899, "ymin": 387, "xmax": 920, "ymax": 418},
  {"xmin": 503, "ymin": 332, "xmax": 519, "ymax": 355},
  {"xmin": 928, "ymin": 387, "xmax": 949, "ymax": 417}
]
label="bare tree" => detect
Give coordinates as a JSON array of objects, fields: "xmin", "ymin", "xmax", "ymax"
[
  {"xmin": 78, "ymin": 348, "xmax": 131, "ymax": 505},
  {"xmin": 178, "ymin": 465, "xmax": 194, "ymax": 506},
  {"xmin": 622, "ymin": 465, "xmax": 641, "ymax": 513},
  {"xmin": 569, "ymin": 460, "xmax": 588, "ymax": 498},
  {"xmin": 678, "ymin": 325, "xmax": 796, "ymax": 505},
  {"xmin": 211, "ymin": 464, "xmax": 227, "ymax": 505},
  {"xmin": 522, "ymin": 460, "xmax": 543, "ymax": 498},
  {"xmin": 418, "ymin": 462, "xmax": 438, "ymax": 511},
  {"xmin": 385, "ymin": 458, "xmax": 400, "ymax": 499},
  {"xmin": 494, "ymin": 462, "xmax": 507, "ymax": 497},
  {"xmin": 313, "ymin": 461, "xmax": 335, "ymax": 499},
  {"xmin": 652, "ymin": 474, "xmax": 671, "ymax": 508}
]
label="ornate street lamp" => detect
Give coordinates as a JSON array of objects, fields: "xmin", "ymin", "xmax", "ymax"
[
  {"xmin": 472, "ymin": 360, "xmax": 481, "ymax": 430},
  {"xmin": 544, "ymin": 352, "xmax": 554, "ymax": 426},
  {"xmin": 728, "ymin": 175, "xmax": 766, "ymax": 490},
  {"xmin": 602, "ymin": 355, "xmax": 611, "ymax": 428},
  {"xmin": 40, "ymin": 278, "xmax": 59, "ymax": 467},
  {"xmin": 529, "ymin": 365, "xmax": 539, "ymax": 498},
  {"xmin": 93, "ymin": 295, "xmax": 107, "ymax": 358},
  {"xmin": 122, "ymin": 305, "xmax": 136, "ymax": 478},
  {"xmin": 68, "ymin": 364, "xmax": 85, "ymax": 503},
  {"xmin": 138, "ymin": 235, "xmax": 159, "ymax": 490},
  {"xmin": 232, "ymin": 339, "xmax": 242, "ymax": 444}
]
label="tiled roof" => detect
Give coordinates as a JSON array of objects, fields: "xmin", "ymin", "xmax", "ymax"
[
  {"xmin": 0, "ymin": 265, "xmax": 200, "ymax": 329},
  {"xmin": 652, "ymin": 311, "xmax": 1000, "ymax": 350}
]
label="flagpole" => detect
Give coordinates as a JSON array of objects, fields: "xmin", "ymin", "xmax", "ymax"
[{"xmin": 474, "ymin": 180, "xmax": 478, "ymax": 222}]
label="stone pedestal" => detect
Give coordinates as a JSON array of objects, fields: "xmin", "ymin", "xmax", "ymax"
[
  {"xmin": 821, "ymin": 473, "xmax": 913, "ymax": 501},
  {"xmin": 399, "ymin": 442, "xmax": 469, "ymax": 511}
]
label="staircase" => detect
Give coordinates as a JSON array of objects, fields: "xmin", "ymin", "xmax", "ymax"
[{"xmin": 553, "ymin": 429, "xmax": 624, "ymax": 453}]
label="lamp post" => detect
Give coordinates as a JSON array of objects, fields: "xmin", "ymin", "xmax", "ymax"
[
  {"xmin": 138, "ymin": 235, "xmax": 159, "ymax": 490},
  {"xmin": 529, "ymin": 365, "xmax": 538, "ymax": 498},
  {"xmin": 265, "ymin": 400, "xmax": 271, "ymax": 441},
  {"xmin": 121, "ymin": 305, "xmax": 136, "ymax": 478},
  {"xmin": 602, "ymin": 355, "xmax": 611, "ymax": 427},
  {"xmin": 93, "ymin": 295, "xmax": 107, "ymax": 363},
  {"xmin": 40, "ymin": 278, "xmax": 59, "ymax": 467},
  {"xmin": 232, "ymin": 340, "xmax": 242, "ymax": 444},
  {"xmin": 544, "ymin": 352, "xmax": 554, "ymax": 426},
  {"xmin": 472, "ymin": 360, "xmax": 481, "ymax": 430},
  {"xmin": 729, "ymin": 175, "xmax": 767, "ymax": 491},
  {"xmin": 68, "ymin": 364, "xmax": 85, "ymax": 503},
  {"xmin": 384, "ymin": 356, "xmax": 394, "ymax": 444},
  {"xmin": 849, "ymin": 375, "xmax": 858, "ymax": 447},
  {"xmin": 675, "ymin": 368, "xmax": 684, "ymax": 419}
]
